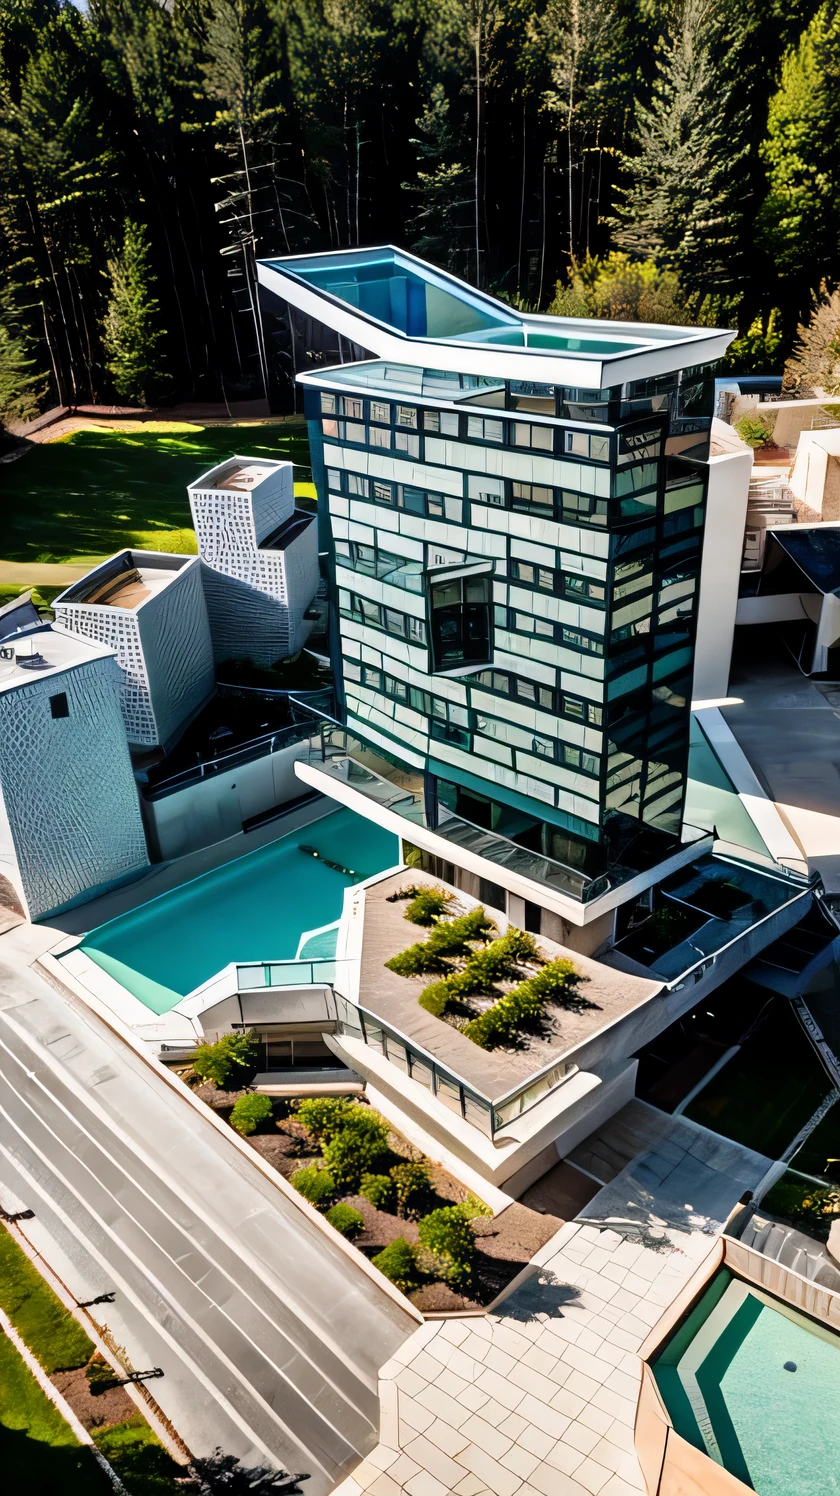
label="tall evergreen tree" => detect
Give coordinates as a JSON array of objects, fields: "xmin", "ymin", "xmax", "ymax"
[
  {"xmin": 403, "ymin": 83, "xmax": 472, "ymax": 272},
  {"xmin": 614, "ymin": 0, "xmax": 745, "ymax": 302},
  {"xmin": 102, "ymin": 219, "xmax": 165, "ymax": 405}
]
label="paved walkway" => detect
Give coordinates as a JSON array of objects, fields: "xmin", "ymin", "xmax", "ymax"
[{"xmin": 337, "ymin": 1110, "xmax": 771, "ymax": 1496}]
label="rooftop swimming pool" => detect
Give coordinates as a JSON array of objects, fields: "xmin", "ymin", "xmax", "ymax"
[
  {"xmin": 654, "ymin": 1269, "xmax": 840, "ymax": 1494},
  {"xmin": 78, "ymin": 807, "xmax": 399, "ymax": 1015}
]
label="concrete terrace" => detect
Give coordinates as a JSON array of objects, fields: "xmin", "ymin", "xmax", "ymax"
[
  {"xmin": 338, "ymin": 1107, "xmax": 772, "ymax": 1496},
  {"xmin": 356, "ymin": 874, "xmax": 662, "ymax": 1098}
]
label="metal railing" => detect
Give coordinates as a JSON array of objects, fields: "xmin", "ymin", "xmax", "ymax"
[
  {"xmin": 143, "ymin": 721, "xmax": 314, "ymax": 798},
  {"xmin": 233, "ymin": 956, "xmax": 579, "ymax": 1137}
]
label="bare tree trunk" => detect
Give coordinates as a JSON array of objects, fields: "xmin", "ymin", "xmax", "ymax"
[
  {"xmin": 239, "ymin": 121, "xmax": 270, "ymax": 403},
  {"xmin": 474, "ymin": 12, "xmax": 482, "ymax": 286},
  {"xmin": 567, "ymin": 0, "xmax": 578, "ymax": 266},
  {"xmin": 518, "ymin": 101, "xmax": 527, "ymax": 299}
]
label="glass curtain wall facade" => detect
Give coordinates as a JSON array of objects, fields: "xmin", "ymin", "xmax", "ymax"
[{"xmin": 302, "ymin": 361, "xmax": 710, "ymax": 885}]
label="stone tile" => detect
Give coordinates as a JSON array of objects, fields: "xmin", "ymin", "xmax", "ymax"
[
  {"xmin": 548, "ymin": 1386, "xmax": 586, "ymax": 1421},
  {"xmin": 380, "ymin": 1359, "xmax": 402, "ymax": 1381},
  {"xmin": 575, "ymin": 1328, "xmax": 605, "ymax": 1357},
  {"xmin": 368, "ymin": 1473, "xmax": 402, "ymax": 1496},
  {"xmin": 424, "ymin": 1420, "xmax": 471, "ymax": 1459},
  {"xmin": 560, "ymin": 1423, "xmax": 601, "ymax": 1458},
  {"xmin": 605, "ymin": 1289, "xmax": 640, "ymax": 1315},
  {"xmin": 516, "ymin": 1425, "xmax": 556, "ymax": 1460},
  {"xmin": 499, "ymin": 1413, "xmax": 529, "ymax": 1442},
  {"xmin": 603, "ymin": 1368, "xmax": 639, "ymax": 1403},
  {"xmin": 499, "ymin": 1445, "xmax": 542, "ymax": 1481},
  {"xmin": 397, "ymin": 1367, "xmax": 429, "ymax": 1398},
  {"xmin": 387, "ymin": 1455, "xmax": 423, "ymax": 1487},
  {"xmin": 454, "ymin": 1444, "xmax": 522, "ymax": 1496},
  {"xmin": 582, "ymin": 1248, "xmax": 613, "ymax": 1272},
  {"xmin": 368, "ymin": 1446, "xmax": 401, "ymax": 1472},
  {"xmin": 564, "ymin": 1369, "xmax": 602, "ymax": 1403},
  {"xmin": 524, "ymin": 1461, "xmax": 588, "ymax": 1496},
  {"xmin": 405, "ymin": 1434, "xmax": 471, "ymax": 1488},
  {"xmin": 404, "ymin": 1471, "xmax": 449, "ymax": 1496},
  {"xmin": 545, "ymin": 1441, "xmax": 584, "ymax": 1476},
  {"xmin": 483, "ymin": 1346, "xmax": 517, "ymax": 1379},
  {"xmin": 416, "ymin": 1384, "xmax": 472, "ymax": 1429},
  {"xmin": 560, "ymin": 1344, "xmax": 615, "ymax": 1384},
  {"xmin": 570, "ymin": 1457, "xmax": 613, "ymax": 1494},
  {"xmin": 577, "ymin": 1404, "xmax": 613, "ymax": 1437},
  {"xmin": 601, "ymin": 1264, "xmax": 628, "ymax": 1287},
  {"xmin": 520, "ymin": 1345, "xmax": 559, "ymax": 1378},
  {"xmin": 459, "ymin": 1415, "xmax": 513, "ymax": 1461},
  {"xmin": 589, "ymin": 1438, "xmax": 643, "ymax": 1486},
  {"xmin": 437, "ymin": 1368, "xmax": 471, "ymax": 1401},
  {"xmin": 334, "ymin": 1479, "xmax": 362, "ymax": 1496},
  {"xmin": 603, "ymin": 1419, "xmax": 635, "ymax": 1454},
  {"xmin": 349, "ymin": 1460, "xmax": 379, "ymax": 1490},
  {"xmin": 482, "ymin": 1398, "xmax": 519, "ymax": 1429},
  {"xmin": 508, "ymin": 1362, "xmax": 562, "ymax": 1403},
  {"xmin": 410, "ymin": 1351, "xmax": 447, "ymax": 1383},
  {"xmin": 460, "ymin": 1333, "xmax": 491, "ymax": 1363},
  {"xmin": 592, "ymin": 1339, "xmax": 627, "ymax": 1370},
  {"xmin": 601, "ymin": 1478, "xmax": 645, "ymax": 1496},
  {"xmin": 621, "ymin": 1272, "xmax": 652, "ymax": 1298},
  {"xmin": 607, "ymin": 1327, "xmax": 642, "ymax": 1354},
  {"xmin": 399, "ymin": 1392, "xmax": 436, "ymax": 1435},
  {"xmin": 447, "ymin": 1348, "xmax": 483, "ymax": 1383},
  {"xmin": 425, "ymin": 1338, "xmax": 457, "ymax": 1369},
  {"xmin": 476, "ymin": 1366, "xmax": 526, "ymax": 1410},
  {"xmin": 457, "ymin": 1384, "xmax": 490, "ymax": 1413},
  {"xmin": 454, "ymin": 1476, "xmax": 485, "ymax": 1496},
  {"xmin": 381, "ymin": 1380, "xmax": 399, "ymax": 1448},
  {"xmin": 517, "ymin": 1393, "xmax": 572, "ymax": 1441},
  {"xmin": 538, "ymin": 1317, "xmax": 582, "ymax": 1347},
  {"xmin": 392, "ymin": 1322, "xmax": 442, "ymax": 1365},
  {"xmin": 440, "ymin": 1321, "xmax": 472, "ymax": 1346},
  {"xmin": 491, "ymin": 1325, "xmax": 534, "ymax": 1360},
  {"xmin": 590, "ymin": 1386, "xmax": 636, "ymax": 1428}
]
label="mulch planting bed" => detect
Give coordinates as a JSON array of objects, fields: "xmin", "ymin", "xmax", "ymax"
[
  {"xmin": 240, "ymin": 1103, "xmax": 562, "ymax": 1310},
  {"xmin": 51, "ymin": 1362, "xmax": 136, "ymax": 1432}
]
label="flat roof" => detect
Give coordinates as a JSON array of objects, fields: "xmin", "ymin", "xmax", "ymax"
[
  {"xmin": 55, "ymin": 551, "xmax": 194, "ymax": 612},
  {"xmin": 0, "ymin": 625, "xmax": 115, "ymax": 694},
  {"xmin": 357, "ymin": 871, "xmax": 661, "ymax": 1098},
  {"xmin": 258, "ymin": 245, "xmax": 735, "ymax": 389},
  {"xmin": 189, "ymin": 454, "xmax": 292, "ymax": 494}
]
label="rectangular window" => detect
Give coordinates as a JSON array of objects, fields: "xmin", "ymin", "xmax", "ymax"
[
  {"xmin": 409, "ymin": 685, "xmax": 432, "ymax": 714},
  {"xmin": 561, "ymin": 627, "xmax": 604, "ymax": 655},
  {"xmin": 362, "ymin": 665, "xmax": 383, "ymax": 690},
  {"xmin": 394, "ymin": 431, "xmax": 420, "ymax": 457},
  {"xmin": 400, "ymin": 485, "xmax": 425, "ymax": 515},
  {"xmin": 340, "ymin": 397, "xmax": 363, "ymax": 419},
  {"xmin": 396, "ymin": 405, "xmax": 418, "ymax": 428},
  {"xmin": 50, "ymin": 691, "xmax": 69, "ymax": 719},
  {"xmin": 322, "ymin": 418, "xmax": 339, "ymax": 439},
  {"xmin": 423, "ymin": 409, "xmax": 459, "ymax": 435},
  {"xmin": 384, "ymin": 674, "xmax": 408, "ymax": 701},
  {"xmin": 467, "ymin": 415, "xmax": 504, "ymax": 443},
  {"xmin": 511, "ymin": 560, "xmax": 556, "ymax": 592},
  {"xmin": 370, "ymin": 400, "xmax": 391, "ymax": 424},
  {"xmin": 347, "ymin": 474, "xmax": 369, "ymax": 497},
  {"xmin": 320, "ymin": 393, "xmax": 337, "ymax": 414},
  {"xmin": 512, "ymin": 482, "xmax": 553, "ymax": 511},
  {"xmin": 532, "ymin": 733, "xmax": 555, "ymax": 759},
  {"xmin": 344, "ymin": 421, "xmax": 365, "ymax": 444},
  {"xmin": 327, "ymin": 468, "xmax": 342, "ymax": 490},
  {"xmin": 369, "ymin": 425, "xmax": 391, "ymax": 449},
  {"xmin": 475, "ymin": 669, "xmax": 511, "ymax": 694},
  {"xmin": 513, "ymin": 611, "xmax": 554, "ymax": 639},
  {"xmin": 513, "ymin": 423, "xmax": 554, "ymax": 451},
  {"xmin": 373, "ymin": 481, "xmax": 394, "ymax": 505},
  {"xmin": 565, "ymin": 431, "xmax": 590, "ymax": 457},
  {"xmin": 564, "ymin": 575, "xmax": 606, "ymax": 604},
  {"xmin": 430, "ymin": 573, "xmax": 492, "ymax": 673}
]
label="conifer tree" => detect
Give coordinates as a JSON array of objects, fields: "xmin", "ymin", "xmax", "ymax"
[
  {"xmin": 614, "ymin": 0, "xmax": 745, "ymax": 300},
  {"xmin": 101, "ymin": 220, "xmax": 165, "ymax": 406},
  {"xmin": 404, "ymin": 84, "xmax": 472, "ymax": 272}
]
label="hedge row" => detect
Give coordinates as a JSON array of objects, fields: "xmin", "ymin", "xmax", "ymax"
[
  {"xmin": 463, "ymin": 958, "xmax": 591, "ymax": 1049},
  {"xmin": 385, "ymin": 906, "xmax": 496, "ymax": 977},
  {"xmin": 418, "ymin": 928, "xmax": 540, "ymax": 1016}
]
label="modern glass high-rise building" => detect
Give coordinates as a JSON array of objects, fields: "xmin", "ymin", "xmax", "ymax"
[{"xmin": 258, "ymin": 247, "xmax": 733, "ymax": 914}]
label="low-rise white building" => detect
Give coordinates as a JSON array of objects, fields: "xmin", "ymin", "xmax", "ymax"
[
  {"xmin": 54, "ymin": 551, "xmax": 215, "ymax": 750},
  {"xmin": 0, "ymin": 627, "xmax": 149, "ymax": 920},
  {"xmin": 188, "ymin": 456, "xmax": 319, "ymax": 666}
]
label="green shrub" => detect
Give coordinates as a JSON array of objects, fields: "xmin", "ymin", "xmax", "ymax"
[
  {"xmin": 386, "ymin": 906, "xmax": 496, "ymax": 977},
  {"xmin": 290, "ymin": 1165, "xmax": 335, "ymax": 1206},
  {"xmin": 372, "ymin": 1237, "xmax": 418, "ymax": 1292},
  {"xmin": 403, "ymin": 887, "xmax": 453, "ymax": 926},
  {"xmin": 390, "ymin": 1160, "xmax": 431, "ymax": 1217},
  {"xmin": 417, "ymin": 981, "xmax": 451, "ymax": 1016},
  {"xmin": 229, "ymin": 1093, "xmax": 273, "ymax": 1136},
  {"xmin": 461, "ymin": 1194, "xmax": 493, "ymax": 1219},
  {"xmin": 463, "ymin": 957, "xmax": 588, "ymax": 1049},
  {"xmin": 360, "ymin": 1172, "xmax": 395, "ymax": 1210},
  {"xmin": 295, "ymin": 1096, "xmax": 354, "ymax": 1145},
  {"xmin": 318, "ymin": 1108, "xmax": 390, "ymax": 1192},
  {"xmin": 734, "ymin": 412, "xmax": 776, "ymax": 449},
  {"xmin": 192, "ymin": 1030, "xmax": 257, "ymax": 1089},
  {"xmin": 417, "ymin": 1206, "xmax": 476, "ymax": 1287},
  {"xmin": 325, "ymin": 1203, "xmax": 365, "ymax": 1236}
]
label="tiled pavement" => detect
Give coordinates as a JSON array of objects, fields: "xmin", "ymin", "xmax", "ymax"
[{"xmin": 335, "ymin": 1110, "xmax": 773, "ymax": 1496}]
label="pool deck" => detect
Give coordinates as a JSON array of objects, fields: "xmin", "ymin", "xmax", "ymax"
[{"xmin": 337, "ymin": 1106, "xmax": 772, "ymax": 1496}]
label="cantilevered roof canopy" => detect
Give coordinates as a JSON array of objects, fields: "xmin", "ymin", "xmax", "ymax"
[{"xmin": 257, "ymin": 245, "xmax": 735, "ymax": 388}]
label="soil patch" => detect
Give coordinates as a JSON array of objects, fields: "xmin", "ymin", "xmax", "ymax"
[{"xmin": 51, "ymin": 1365, "xmax": 136, "ymax": 1432}]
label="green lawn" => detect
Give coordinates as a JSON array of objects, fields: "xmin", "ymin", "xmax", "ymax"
[
  {"xmin": 0, "ymin": 1330, "xmax": 111, "ymax": 1494},
  {"xmin": 0, "ymin": 420, "xmax": 310, "ymax": 566},
  {"xmin": 0, "ymin": 1228, "xmax": 93, "ymax": 1374},
  {"xmin": 95, "ymin": 1416, "xmax": 185, "ymax": 1495}
]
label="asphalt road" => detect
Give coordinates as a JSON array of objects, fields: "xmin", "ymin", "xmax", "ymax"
[{"xmin": 0, "ymin": 956, "xmax": 415, "ymax": 1490}]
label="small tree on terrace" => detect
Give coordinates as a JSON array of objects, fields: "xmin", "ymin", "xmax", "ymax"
[
  {"xmin": 192, "ymin": 1031, "xmax": 257, "ymax": 1089},
  {"xmin": 102, "ymin": 219, "xmax": 165, "ymax": 406}
]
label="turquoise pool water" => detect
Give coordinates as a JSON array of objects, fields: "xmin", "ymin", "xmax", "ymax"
[
  {"xmin": 655, "ymin": 1270, "xmax": 840, "ymax": 1494},
  {"xmin": 78, "ymin": 807, "xmax": 399, "ymax": 1014}
]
